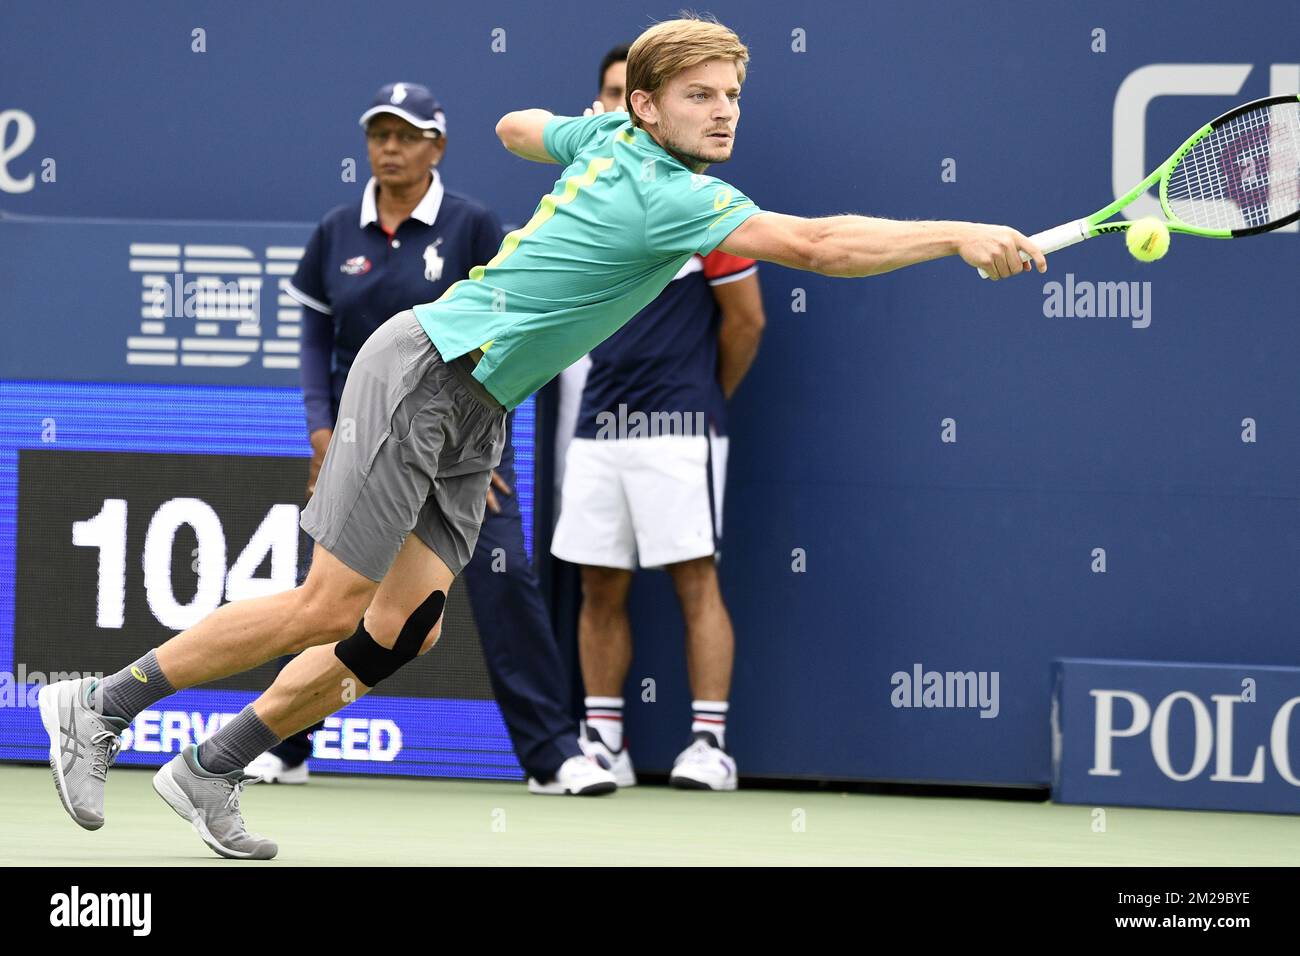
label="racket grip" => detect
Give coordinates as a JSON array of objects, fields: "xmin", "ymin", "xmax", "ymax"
[{"xmin": 976, "ymin": 218, "xmax": 1089, "ymax": 279}]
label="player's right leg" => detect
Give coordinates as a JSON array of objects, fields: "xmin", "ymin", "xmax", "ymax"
[
  {"xmin": 40, "ymin": 309, "xmax": 424, "ymax": 835},
  {"xmin": 245, "ymin": 532, "xmax": 324, "ymax": 785},
  {"xmin": 574, "ymin": 565, "xmax": 637, "ymax": 786},
  {"xmin": 550, "ymin": 436, "xmax": 640, "ymax": 786},
  {"xmin": 39, "ymin": 541, "xmax": 374, "ymax": 832},
  {"xmin": 149, "ymin": 309, "xmax": 514, "ymax": 858}
]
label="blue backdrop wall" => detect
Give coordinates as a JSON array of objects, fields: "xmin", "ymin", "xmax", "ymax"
[{"xmin": 2, "ymin": 0, "xmax": 1297, "ymax": 785}]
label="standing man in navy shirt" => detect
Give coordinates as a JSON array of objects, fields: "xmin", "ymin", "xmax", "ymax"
[
  {"xmin": 551, "ymin": 48, "xmax": 767, "ymax": 791},
  {"xmin": 263, "ymin": 83, "xmax": 612, "ymax": 795}
]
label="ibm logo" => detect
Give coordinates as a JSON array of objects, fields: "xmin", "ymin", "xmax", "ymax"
[{"xmin": 127, "ymin": 243, "xmax": 305, "ymax": 370}]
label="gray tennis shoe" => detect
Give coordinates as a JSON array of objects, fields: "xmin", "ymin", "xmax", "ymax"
[
  {"xmin": 38, "ymin": 677, "xmax": 129, "ymax": 831},
  {"xmin": 153, "ymin": 744, "xmax": 278, "ymax": 860}
]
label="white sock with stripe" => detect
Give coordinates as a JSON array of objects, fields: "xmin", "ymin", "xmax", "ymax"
[
  {"xmin": 584, "ymin": 696, "xmax": 624, "ymax": 752},
  {"xmin": 691, "ymin": 700, "xmax": 729, "ymax": 750}
]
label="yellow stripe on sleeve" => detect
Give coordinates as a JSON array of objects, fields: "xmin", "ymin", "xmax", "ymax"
[
  {"xmin": 481, "ymin": 156, "xmax": 616, "ymax": 271},
  {"xmin": 708, "ymin": 202, "xmax": 754, "ymax": 231}
]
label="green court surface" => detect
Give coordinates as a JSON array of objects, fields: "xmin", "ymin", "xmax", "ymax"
[{"xmin": 1, "ymin": 764, "xmax": 1296, "ymax": 866}]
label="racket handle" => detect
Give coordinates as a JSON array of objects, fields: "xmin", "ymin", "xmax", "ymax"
[{"xmin": 976, "ymin": 218, "xmax": 1089, "ymax": 279}]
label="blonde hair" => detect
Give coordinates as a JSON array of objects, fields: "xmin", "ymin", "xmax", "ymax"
[{"xmin": 625, "ymin": 13, "xmax": 749, "ymax": 128}]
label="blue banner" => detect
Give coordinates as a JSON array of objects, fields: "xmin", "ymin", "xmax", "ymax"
[
  {"xmin": 1052, "ymin": 659, "xmax": 1300, "ymax": 814},
  {"xmin": 0, "ymin": 685, "xmax": 522, "ymax": 779},
  {"xmin": 0, "ymin": 213, "xmax": 313, "ymax": 387},
  {"xmin": 0, "ymin": 379, "xmax": 531, "ymax": 780}
]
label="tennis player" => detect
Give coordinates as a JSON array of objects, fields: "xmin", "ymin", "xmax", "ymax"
[
  {"xmin": 38, "ymin": 13, "xmax": 1045, "ymax": 859},
  {"xmin": 252, "ymin": 82, "xmax": 607, "ymax": 797}
]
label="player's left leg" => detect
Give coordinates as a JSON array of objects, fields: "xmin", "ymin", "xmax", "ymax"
[
  {"xmin": 665, "ymin": 555, "xmax": 738, "ymax": 791},
  {"xmin": 152, "ymin": 532, "xmax": 456, "ymax": 860},
  {"xmin": 628, "ymin": 427, "xmax": 735, "ymax": 791}
]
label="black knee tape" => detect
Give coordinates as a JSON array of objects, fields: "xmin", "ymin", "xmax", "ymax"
[{"xmin": 334, "ymin": 590, "xmax": 446, "ymax": 687}]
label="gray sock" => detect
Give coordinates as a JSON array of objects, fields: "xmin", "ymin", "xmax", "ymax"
[
  {"xmin": 197, "ymin": 705, "xmax": 281, "ymax": 775},
  {"xmin": 99, "ymin": 649, "xmax": 175, "ymax": 721}
]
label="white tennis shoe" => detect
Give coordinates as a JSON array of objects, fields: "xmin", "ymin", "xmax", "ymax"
[
  {"xmin": 578, "ymin": 722, "xmax": 637, "ymax": 788},
  {"xmin": 245, "ymin": 752, "xmax": 309, "ymax": 785},
  {"xmin": 527, "ymin": 754, "xmax": 617, "ymax": 796},
  {"xmin": 669, "ymin": 732, "xmax": 737, "ymax": 791}
]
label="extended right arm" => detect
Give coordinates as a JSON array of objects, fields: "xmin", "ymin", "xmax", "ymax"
[{"xmin": 718, "ymin": 211, "xmax": 1047, "ymax": 281}]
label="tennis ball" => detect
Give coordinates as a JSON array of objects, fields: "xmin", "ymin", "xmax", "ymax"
[{"xmin": 1126, "ymin": 218, "xmax": 1170, "ymax": 262}]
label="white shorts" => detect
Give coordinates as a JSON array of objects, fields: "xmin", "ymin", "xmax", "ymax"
[{"xmin": 551, "ymin": 431, "xmax": 728, "ymax": 570}]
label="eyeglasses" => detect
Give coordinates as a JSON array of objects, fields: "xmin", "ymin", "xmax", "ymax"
[{"xmin": 365, "ymin": 128, "xmax": 439, "ymax": 146}]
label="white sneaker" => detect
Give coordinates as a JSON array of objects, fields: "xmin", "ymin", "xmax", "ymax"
[
  {"xmin": 244, "ymin": 752, "xmax": 309, "ymax": 785},
  {"xmin": 528, "ymin": 754, "xmax": 617, "ymax": 796},
  {"xmin": 579, "ymin": 723, "xmax": 637, "ymax": 788},
  {"xmin": 669, "ymin": 732, "xmax": 737, "ymax": 791}
]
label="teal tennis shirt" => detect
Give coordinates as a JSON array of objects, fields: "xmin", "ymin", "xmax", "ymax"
[{"xmin": 413, "ymin": 111, "xmax": 763, "ymax": 410}]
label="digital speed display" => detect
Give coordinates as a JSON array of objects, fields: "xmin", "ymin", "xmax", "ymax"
[{"xmin": 0, "ymin": 380, "xmax": 530, "ymax": 779}]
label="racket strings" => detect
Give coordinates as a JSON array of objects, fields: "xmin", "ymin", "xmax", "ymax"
[{"xmin": 1165, "ymin": 101, "xmax": 1300, "ymax": 231}]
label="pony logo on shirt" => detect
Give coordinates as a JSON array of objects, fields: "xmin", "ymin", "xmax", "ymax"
[
  {"xmin": 423, "ymin": 238, "xmax": 444, "ymax": 282},
  {"xmin": 340, "ymin": 256, "xmax": 372, "ymax": 276}
]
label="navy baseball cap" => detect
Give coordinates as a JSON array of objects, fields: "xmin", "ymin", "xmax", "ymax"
[{"xmin": 358, "ymin": 82, "xmax": 447, "ymax": 136}]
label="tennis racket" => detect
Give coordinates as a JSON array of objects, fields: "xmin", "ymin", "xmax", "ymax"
[{"xmin": 978, "ymin": 93, "xmax": 1300, "ymax": 278}]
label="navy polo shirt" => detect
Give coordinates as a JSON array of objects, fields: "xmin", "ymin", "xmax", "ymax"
[
  {"xmin": 287, "ymin": 169, "xmax": 504, "ymax": 436},
  {"xmin": 575, "ymin": 250, "xmax": 757, "ymax": 440}
]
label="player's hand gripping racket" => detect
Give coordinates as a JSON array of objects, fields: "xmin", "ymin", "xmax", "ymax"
[{"xmin": 977, "ymin": 94, "xmax": 1300, "ymax": 278}]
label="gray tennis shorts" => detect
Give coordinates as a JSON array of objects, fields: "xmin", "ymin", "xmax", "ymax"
[{"xmin": 300, "ymin": 310, "xmax": 506, "ymax": 581}]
